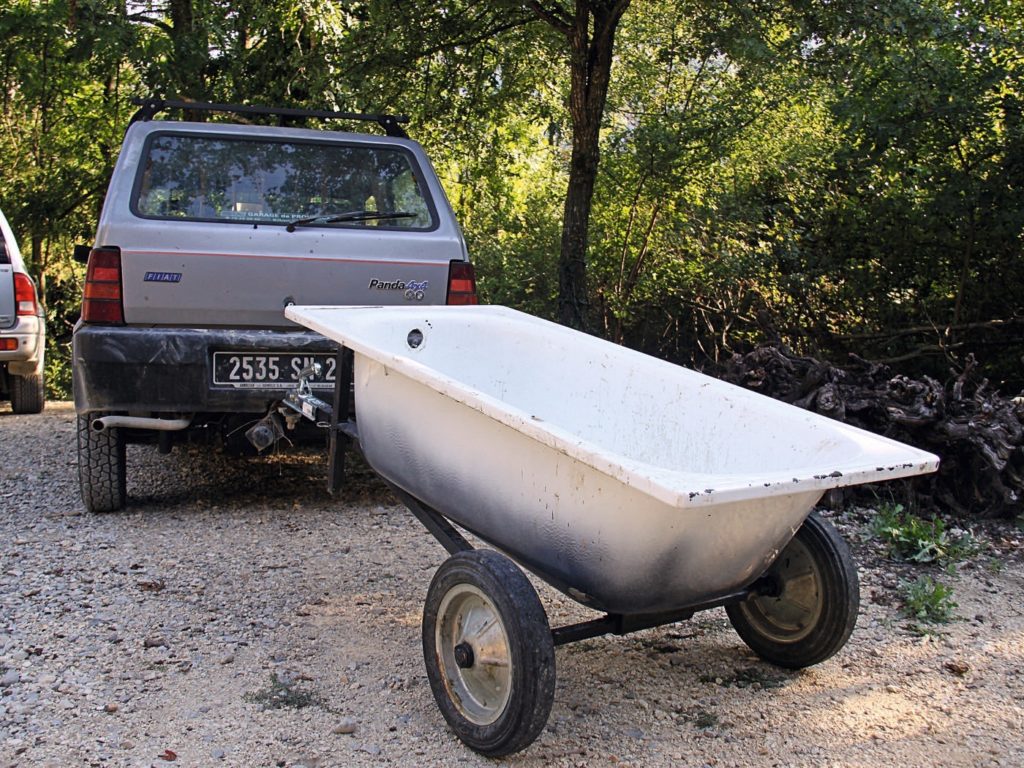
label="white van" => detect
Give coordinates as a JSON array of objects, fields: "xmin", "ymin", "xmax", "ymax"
[{"xmin": 0, "ymin": 208, "xmax": 45, "ymax": 414}]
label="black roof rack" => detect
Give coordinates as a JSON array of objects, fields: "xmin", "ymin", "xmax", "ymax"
[{"xmin": 129, "ymin": 98, "xmax": 410, "ymax": 139}]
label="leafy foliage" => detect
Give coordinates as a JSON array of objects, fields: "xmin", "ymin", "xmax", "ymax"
[
  {"xmin": 1, "ymin": 0, "xmax": 1021, "ymax": 437},
  {"xmin": 900, "ymin": 575, "xmax": 959, "ymax": 625},
  {"xmin": 871, "ymin": 504, "xmax": 977, "ymax": 564},
  {"xmin": 804, "ymin": 0, "xmax": 1024, "ymax": 384}
]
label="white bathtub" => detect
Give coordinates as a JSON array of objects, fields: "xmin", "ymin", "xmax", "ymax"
[{"xmin": 286, "ymin": 305, "xmax": 938, "ymax": 613}]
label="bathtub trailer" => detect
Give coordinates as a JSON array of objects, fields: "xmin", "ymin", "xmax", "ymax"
[{"xmin": 280, "ymin": 305, "xmax": 939, "ymax": 757}]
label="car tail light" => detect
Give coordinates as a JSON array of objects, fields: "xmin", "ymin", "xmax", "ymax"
[
  {"xmin": 0, "ymin": 338, "xmax": 17, "ymax": 351},
  {"xmin": 14, "ymin": 273, "xmax": 39, "ymax": 316},
  {"xmin": 446, "ymin": 261, "xmax": 478, "ymax": 305},
  {"xmin": 82, "ymin": 247, "xmax": 125, "ymax": 324}
]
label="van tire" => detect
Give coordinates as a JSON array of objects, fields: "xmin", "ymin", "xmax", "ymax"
[
  {"xmin": 77, "ymin": 415, "xmax": 127, "ymax": 513},
  {"xmin": 10, "ymin": 372, "xmax": 45, "ymax": 414}
]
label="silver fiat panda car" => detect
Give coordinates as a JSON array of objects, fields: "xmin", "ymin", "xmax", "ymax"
[
  {"xmin": 0, "ymin": 207, "xmax": 46, "ymax": 414},
  {"xmin": 73, "ymin": 100, "xmax": 477, "ymax": 512}
]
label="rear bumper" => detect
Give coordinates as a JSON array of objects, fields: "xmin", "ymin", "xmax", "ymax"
[
  {"xmin": 0, "ymin": 315, "xmax": 44, "ymax": 373},
  {"xmin": 72, "ymin": 324, "xmax": 336, "ymax": 414}
]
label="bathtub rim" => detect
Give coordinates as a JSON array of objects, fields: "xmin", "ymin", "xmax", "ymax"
[{"xmin": 285, "ymin": 304, "xmax": 940, "ymax": 509}]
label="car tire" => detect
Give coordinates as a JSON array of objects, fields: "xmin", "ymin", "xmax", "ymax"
[
  {"xmin": 77, "ymin": 415, "xmax": 127, "ymax": 513},
  {"xmin": 10, "ymin": 372, "xmax": 45, "ymax": 414}
]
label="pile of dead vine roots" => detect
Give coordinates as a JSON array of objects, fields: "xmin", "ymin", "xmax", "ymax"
[{"xmin": 717, "ymin": 346, "xmax": 1024, "ymax": 520}]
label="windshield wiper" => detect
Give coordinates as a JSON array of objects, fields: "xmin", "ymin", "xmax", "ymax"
[
  {"xmin": 286, "ymin": 210, "xmax": 417, "ymax": 232},
  {"xmin": 326, "ymin": 210, "xmax": 418, "ymax": 224},
  {"xmin": 286, "ymin": 213, "xmax": 341, "ymax": 232}
]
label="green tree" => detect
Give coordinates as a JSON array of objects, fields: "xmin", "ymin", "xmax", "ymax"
[
  {"xmin": 3, "ymin": 0, "xmax": 1023, "ymax": 398},
  {"xmin": 0, "ymin": 0, "xmax": 144, "ymax": 392},
  {"xmin": 802, "ymin": 0, "xmax": 1024, "ymax": 383}
]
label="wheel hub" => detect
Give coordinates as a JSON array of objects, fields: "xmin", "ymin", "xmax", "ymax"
[
  {"xmin": 741, "ymin": 537, "xmax": 823, "ymax": 643},
  {"xmin": 435, "ymin": 584, "xmax": 512, "ymax": 726},
  {"xmin": 454, "ymin": 642, "xmax": 475, "ymax": 669}
]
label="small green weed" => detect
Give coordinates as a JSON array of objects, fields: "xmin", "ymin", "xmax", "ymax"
[
  {"xmin": 871, "ymin": 504, "xmax": 976, "ymax": 565},
  {"xmin": 246, "ymin": 673, "xmax": 320, "ymax": 710},
  {"xmin": 699, "ymin": 666, "xmax": 786, "ymax": 690},
  {"xmin": 985, "ymin": 557, "xmax": 1005, "ymax": 575},
  {"xmin": 901, "ymin": 575, "xmax": 958, "ymax": 625},
  {"xmin": 678, "ymin": 705, "xmax": 720, "ymax": 730}
]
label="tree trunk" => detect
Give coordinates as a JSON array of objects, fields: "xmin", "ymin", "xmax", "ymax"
[
  {"xmin": 168, "ymin": 0, "xmax": 208, "ymax": 101},
  {"xmin": 31, "ymin": 235, "xmax": 47, "ymax": 311},
  {"xmin": 539, "ymin": 0, "xmax": 629, "ymax": 330}
]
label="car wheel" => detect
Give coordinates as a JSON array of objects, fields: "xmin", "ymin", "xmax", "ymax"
[
  {"xmin": 10, "ymin": 372, "xmax": 45, "ymax": 414},
  {"xmin": 77, "ymin": 415, "xmax": 127, "ymax": 513}
]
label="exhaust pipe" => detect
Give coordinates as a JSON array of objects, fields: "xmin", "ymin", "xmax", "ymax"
[{"xmin": 91, "ymin": 415, "xmax": 193, "ymax": 432}]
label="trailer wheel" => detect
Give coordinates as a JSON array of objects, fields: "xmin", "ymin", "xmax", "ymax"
[
  {"xmin": 726, "ymin": 511, "xmax": 858, "ymax": 669},
  {"xmin": 77, "ymin": 415, "xmax": 127, "ymax": 513},
  {"xmin": 422, "ymin": 550, "xmax": 555, "ymax": 756}
]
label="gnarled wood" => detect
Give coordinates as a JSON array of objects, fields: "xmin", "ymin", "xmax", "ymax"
[{"xmin": 718, "ymin": 346, "xmax": 1023, "ymax": 519}]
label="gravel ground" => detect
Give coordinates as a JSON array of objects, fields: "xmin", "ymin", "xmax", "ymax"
[{"xmin": 1, "ymin": 402, "xmax": 1022, "ymax": 768}]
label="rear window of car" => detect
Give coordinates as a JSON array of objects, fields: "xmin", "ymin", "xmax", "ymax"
[
  {"xmin": 131, "ymin": 132, "xmax": 437, "ymax": 230},
  {"xmin": 0, "ymin": 234, "xmax": 8, "ymax": 264}
]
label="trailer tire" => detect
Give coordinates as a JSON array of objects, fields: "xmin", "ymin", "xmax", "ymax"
[
  {"xmin": 726, "ymin": 511, "xmax": 858, "ymax": 669},
  {"xmin": 422, "ymin": 549, "xmax": 555, "ymax": 756},
  {"xmin": 10, "ymin": 372, "xmax": 45, "ymax": 414},
  {"xmin": 77, "ymin": 415, "xmax": 127, "ymax": 513}
]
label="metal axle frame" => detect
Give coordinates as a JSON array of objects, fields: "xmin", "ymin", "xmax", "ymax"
[{"xmin": 280, "ymin": 344, "xmax": 761, "ymax": 648}]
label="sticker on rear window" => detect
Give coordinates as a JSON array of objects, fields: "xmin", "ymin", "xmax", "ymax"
[{"xmin": 144, "ymin": 272, "xmax": 182, "ymax": 283}]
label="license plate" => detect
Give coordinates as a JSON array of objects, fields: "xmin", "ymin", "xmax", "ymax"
[{"xmin": 212, "ymin": 352, "xmax": 336, "ymax": 389}]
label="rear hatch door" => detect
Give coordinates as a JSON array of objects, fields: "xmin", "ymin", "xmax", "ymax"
[{"xmin": 103, "ymin": 124, "xmax": 466, "ymax": 328}]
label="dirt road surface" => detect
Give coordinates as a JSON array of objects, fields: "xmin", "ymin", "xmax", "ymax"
[{"xmin": 1, "ymin": 403, "xmax": 1022, "ymax": 767}]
